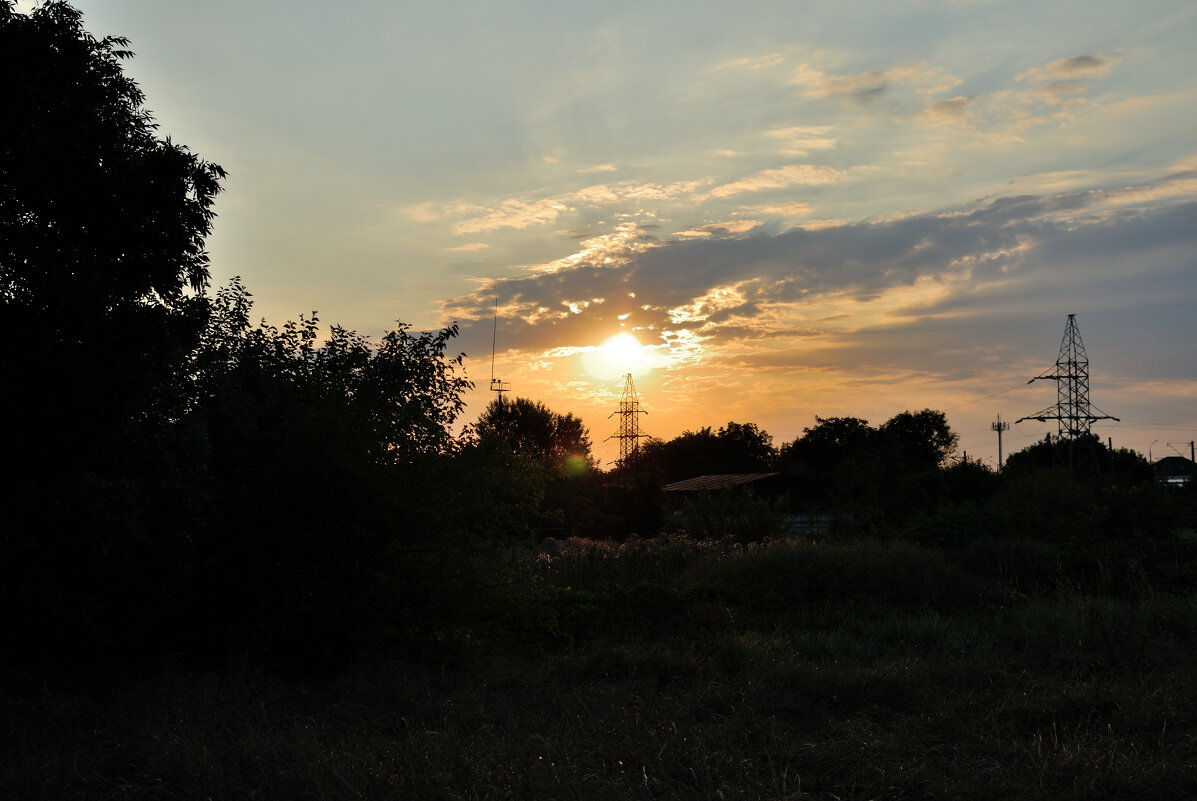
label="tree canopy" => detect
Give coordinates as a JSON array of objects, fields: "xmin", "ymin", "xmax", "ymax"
[
  {"xmin": 1, "ymin": 0, "xmax": 226, "ymax": 472},
  {"xmin": 475, "ymin": 396, "xmax": 595, "ymax": 473}
]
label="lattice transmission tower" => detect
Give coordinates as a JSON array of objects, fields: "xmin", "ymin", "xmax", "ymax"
[
  {"xmin": 1016, "ymin": 313, "xmax": 1118, "ymax": 468},
  {"xmin": 608, "ymin": 373, "xmax": 648, "ymax": 468}
]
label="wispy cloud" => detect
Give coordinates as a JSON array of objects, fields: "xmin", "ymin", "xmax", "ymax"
[
  {"xmin": 713, "ymin": 52, "xmax": 785, "ymax": 72},
  {"xmin": 920, "ymin": 96, "xmax": 972, "ymax": 123},
  {"xmin": 453, "ymin": 197, "xmax": 574, "ymax": 234},
  {"xmin": 735, "ymin": 201, "xmax": 814, "ymax": 218},
  {"xmin": 766, "ymin": 125, "xmax": 837, "ymax": 156},
  {"xmin": 702, "ymin": 164, "xmax": 846, "ymax": 200},
  {"xmin": 1015, "ymin": 54, "xmax": 1119, "ymax": 107},
  {"xmin": 1017, "ymin": 54, "xmax": 1117, "ymax": 84},
  {"xmin": 792, "ymin": 61, "xmax": 961, "ymax": 104},
  {"xmin": 417, "ymin": 180, "xmax": 709, "ymax": 236},
  {"xmin": 674, "ymin": 220, "xmax": 762, "ymax": 238}
]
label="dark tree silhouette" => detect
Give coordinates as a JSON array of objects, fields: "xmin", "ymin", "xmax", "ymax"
[
  {"xmin": 476, "ymin": 396, "xmax": 595, "ymax": 472},
  {"xmin": 1, "ymin": 0, "xmax": 225, "ymax": 470},
  {"xmin": 779, "ymin": 411, "xmax": 958, "ymax": 519},
  {"xmin": 879, "ymin": 409, "xmax": 958, "ymax": 471},
  {"xmin": 779, "ymin": 416, "xmax": 875, "ymax": 471},
  {"xmin": 183, "ymin": 280, "xmax": 474, "ymax": 659},
  {"xmin": 633, "ymin": 422, "xmax": 778, "ymax": 484},
  {"xmin": 779, "ymin": 416, "xmax": 881, "ymax": 512},
  {"xmin": 0, "ymin": 2, "xmax": 225, "ymax": 665}
]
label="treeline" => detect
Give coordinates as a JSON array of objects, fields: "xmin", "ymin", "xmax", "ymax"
[{"xmin": 493, "ymin": 399, "xmax": 1190, "ymax": 553}]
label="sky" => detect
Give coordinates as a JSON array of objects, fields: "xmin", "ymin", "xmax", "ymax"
[{"xmin": 36, "ymin": 0, "xmax": 1197, "ymax": 468}]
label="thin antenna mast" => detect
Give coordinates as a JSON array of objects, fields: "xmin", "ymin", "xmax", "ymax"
[{"xmin": 488, "ymin": 297, "xmax": 510, "ymax": 401}]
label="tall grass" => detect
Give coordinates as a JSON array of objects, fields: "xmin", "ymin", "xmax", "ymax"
[{"xmin": 6, "ymin": 531, "xmax": 1197, "ymax": 800}]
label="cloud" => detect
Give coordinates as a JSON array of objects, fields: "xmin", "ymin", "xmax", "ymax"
[
  {"xmin": 674, "ymin": 220, "xmax": 762, "ymax": 239},
  {"xmin": 579, "ymin": 163, "xmax": 618, "ymax": 173},
  {"xmin": 443, "ymin": 176, "xmax": 1197, "ymax": 381},
  {"xmin": 1017, "ymin": 55, "xmax": 1117, "ymax": 84},
  {"xmin": 453, "ymin": 197, "xmax": 574, "ymax": 234},
  {"xmin": 714, "ymin": 53, "xmax": 785, "ymax": 72},
  {"xmin": 766, "ymin": 125, "xmax": 837, "ymax": 156},
  {"xmin": 446, "ymin": 242, "xmax": 491, "ymax": 252},
  {"xmin": 735, "ymin": 201, "xmax": 814, "ymax": 218},
  {"xmin": 435, "ymin": 180, "xmax": 707, "ymax": 235},
  {"xmin": 619, "ymin": 179, "xmax": 707, "ymax": 200},
  {"xmin": 921, "ymin": 96, "xmax": 971, "ymax": 123},
  {"xmin": 702, "ymin": 164, "xmax": 846, "ymax": 200},
  {"xmin": 1015, "ymin": 54, "xmax": 1118, "ymax": 107},
  {"xmin": 792, "ymin": 61, "xmax": 961, "ymax": 104}
]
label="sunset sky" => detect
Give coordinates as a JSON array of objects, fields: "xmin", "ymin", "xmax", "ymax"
[{"xmin": 47, "ymin": 0, "xmax": 1197, "ymax": 467}]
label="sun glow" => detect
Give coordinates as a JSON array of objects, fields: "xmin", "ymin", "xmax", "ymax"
[{"xmin": 582, "ymin": 332, "xmax": 654, "ymax": 380}]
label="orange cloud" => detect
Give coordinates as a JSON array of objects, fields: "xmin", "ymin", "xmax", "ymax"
[{"xmin": 702, "ymin": 164, "xmax": 846, "ymax": 200}]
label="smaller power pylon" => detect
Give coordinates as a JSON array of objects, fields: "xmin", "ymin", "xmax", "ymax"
[
  {"xmin": 1016, "ymin": 313, "xmax": 1118, "ymax": 469},
  {"xmin": 992, "ymin": 413, "xmax": 1010, "ymax": 469},
  {"xmin": 607, "ymin": 373, "xmax": 647, "ymax": 468}
]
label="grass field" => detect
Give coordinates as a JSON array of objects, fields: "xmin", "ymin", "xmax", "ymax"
[{"xmin": 6, "ymin": 533, "xmax": 1197, "ymax": 800}]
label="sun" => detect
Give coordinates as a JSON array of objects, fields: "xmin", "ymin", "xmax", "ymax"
[
  {"xmin": 602, "ymin": 332, "xmax": 642, "ymax": 365},
  {"xmin": 582, "ymin": 332, "xmax": 652, "ymax": 380}
]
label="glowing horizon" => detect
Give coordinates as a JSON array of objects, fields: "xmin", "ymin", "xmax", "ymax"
[{"xmin": 60, "ymin": 0, "xmax": 1197, "ymax": 468}]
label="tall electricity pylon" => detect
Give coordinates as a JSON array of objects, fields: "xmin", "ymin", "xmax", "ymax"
[
  {"xmin": 1016, "ymin": 314, "xmax": 1118, "ymax": 468},
  {"xmin": 608, "ymin": 373, "xmax": 648, "ymax": 468}
]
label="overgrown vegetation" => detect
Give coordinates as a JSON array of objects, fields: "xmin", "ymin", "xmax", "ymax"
[{"xmin": 6, "ymin": 531, "xmax": 1197, "ymax": 800}]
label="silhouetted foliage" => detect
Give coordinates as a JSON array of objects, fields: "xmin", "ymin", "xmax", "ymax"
[
  {"xmin": 476, "ymin": 396, "xmax": 594, "ymax": 472},
  {"xmin": 778, "ymin": 416, "xmax": 881, "ymax": 513},
  {"xmin": 779, "ymin": 411, "xmax": 958, "ymax": 520},
  {"xmin": 182, "ymin": 280, "xmax": 474, "ymax": 661},
  {"xmin": 941, "ymin": 458, "xmax": 1001, "ymax": 504},
  {"xmin": 0, "ymin": 2, "xmax": 225, "ymax": 666},
  {"xmin": 473, "ymin": 395, "xmax": 606, "ymax": 534},
  {"xmin": 634, "ymin": 421, "xmax": 778, "ymax": 484},
  {"xmin": 0, "ymin": 1, "xmax": 225, "ymax": 470},
  {"xmin": 1003, "ymin": 434, "xmax": 1153, "ymax": 485},
  {"xmin": 879, "ymin": 409, "xmax": 958, "ymax": 471}
]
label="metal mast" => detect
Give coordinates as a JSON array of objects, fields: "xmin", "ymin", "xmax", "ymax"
[
  {"xmin": 608, "ymin": 373, "xmax": 647, "ymax": 467},
  {"xmin": 992, "ymin": 414, "xmax": 1010, "ymax": 469},
  {"xmin": 1016, "ymin": 314, "xmax": 1118, "ymax": 467},
  {"xmin": 488, "ymin": 298, "xmax": 510, "ymax": 402}
]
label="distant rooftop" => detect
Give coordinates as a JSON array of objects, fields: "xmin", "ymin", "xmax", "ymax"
[
  {"xmin": 664, "ymin": 473, "xmax": 782, "ymax": 492},
  {"xmin": 1153, "ymin": 456, "xmax": 1195, "ymax": 482}
]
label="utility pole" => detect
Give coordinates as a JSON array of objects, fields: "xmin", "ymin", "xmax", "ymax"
[
  {"xmin": 992, "ymin": 414, "xmax": 1010, "ymax": 469},
  {"xmin": 1168, "ymin": 441, "xmax": 1197, "ymax": 463}
]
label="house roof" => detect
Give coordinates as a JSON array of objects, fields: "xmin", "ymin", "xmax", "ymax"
[
  {"xmin": 1153, "ymin": 456, "xmax": 1196, "ymax": 476},
  {"xmin": 663, "ymin": 473, "xmax": 782, "ymax": 492}
]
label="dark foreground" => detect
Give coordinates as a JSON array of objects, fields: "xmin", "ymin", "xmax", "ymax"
[{"xmin": 6, "ymin": 534, "xmax": 1197, "ymax": 800}]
